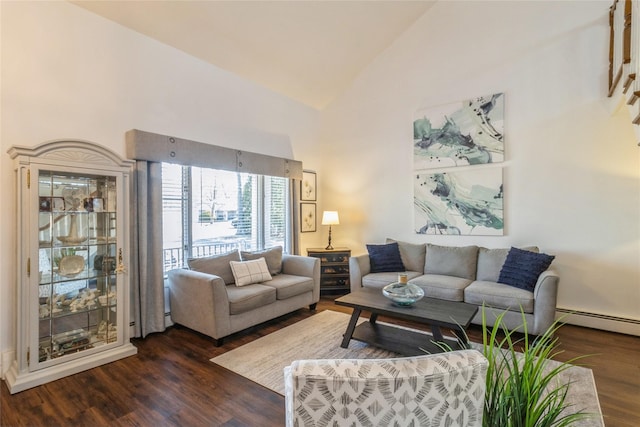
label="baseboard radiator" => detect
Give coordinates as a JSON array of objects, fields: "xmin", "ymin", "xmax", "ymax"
[{"xmin": 556, "ymin": 308, "xmax": 640, "ymax": 336}]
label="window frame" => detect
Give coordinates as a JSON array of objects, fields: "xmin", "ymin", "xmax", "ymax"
[{"xmin": 161, "ymin": 163, "xmax": 291, "ymax": 272}]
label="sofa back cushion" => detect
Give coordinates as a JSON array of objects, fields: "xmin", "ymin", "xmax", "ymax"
[
  {"xmin": 187, "ymin": 249, "xmax": 241, "ymax": 285},
  {"xmin": 241, "ymin": 246, "xmax": 283, "ymax": 276},
  {"xmin": 425, "ymin": 244, "xmax": 478, "ymax": 280},
  {"xmin": 476, "ymin": 246, "xmax": 538, "ymax": 282},
  {"xmin": 386, "ymin": 238, "xmax": 426, "ymax": 272}
]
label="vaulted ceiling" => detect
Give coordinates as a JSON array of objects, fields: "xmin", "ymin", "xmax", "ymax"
[{"xmin": 70, "ymin": 1, "xmax": 436, "ymax": 109}]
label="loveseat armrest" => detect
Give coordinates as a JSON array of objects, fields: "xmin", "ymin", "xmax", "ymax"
[
  {"xmin": 167, "ymin": 269, "xmax": 231, "ymax": 339},
  {"xmin": 348, "ymin": 254, "xmax": 371, "ymax": 292},
  {"xmin": 532, "ymin": 269, "xmax": 560, "ymax": 334},
  {"xmin": 282, "ymin": 254, "xmax": 321, "ymax": 302}
]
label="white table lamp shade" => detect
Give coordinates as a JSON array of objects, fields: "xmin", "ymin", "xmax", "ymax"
[{"xmin": 321, "ymin": 211, "xmax": 339, "ymax": 225}]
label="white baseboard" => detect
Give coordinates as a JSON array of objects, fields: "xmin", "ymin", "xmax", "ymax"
[
  {"xmin": 556, "ymin": 308, "xmax": 640, "ymax": 336},
  {"xmin": 1, "ymin": 349, "xmax": 16, "ymax": 380}
]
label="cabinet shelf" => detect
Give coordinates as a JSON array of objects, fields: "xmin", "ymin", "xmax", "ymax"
[
  {"xmin": 39, "ymin": 271, "xmax": 116, "ymax": 284},
  {"xmin": 39, "ymin": 302, "xmax": 117, "ymax": 320}
]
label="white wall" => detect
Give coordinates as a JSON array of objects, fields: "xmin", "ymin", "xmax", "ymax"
[
  {"xmin": 1, "ymin": 1, "xmax": 638, "ymax": 378},
  {"xmin": 319, "ymin": 1, "xmax": 640, "ymax": 331},
  {"xmin": 0, "ymin": 1, "xmax": 321, "ymax": 373}
]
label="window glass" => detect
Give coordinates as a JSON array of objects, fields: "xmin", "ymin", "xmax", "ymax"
[
  {"xmin": 161, "ymin": 163, "xmax": 288, "ymax": 272},
  {"xmin": 265, "ymin": 175, "xmax": 287, "ymax": 249}
]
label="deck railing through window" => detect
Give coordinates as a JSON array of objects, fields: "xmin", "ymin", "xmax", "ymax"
[{"xmin": 163, "ymin": 240, "xmax": 249, "ymax": 272}]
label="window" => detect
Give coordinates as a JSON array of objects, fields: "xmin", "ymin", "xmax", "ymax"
[{"xmin": 161, "ymin": 163, "xmax": 290, "ymax": 272}]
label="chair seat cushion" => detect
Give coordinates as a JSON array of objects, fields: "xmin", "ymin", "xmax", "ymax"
[
  {"xmin": 362, "ymin": 271, "xmax": 423, "ymax": 290},
  {"xmin": 408, "ymin": 274, "xmax": 472, "ymax": 302},
  {"xmin": 464, "ymin": 280, "xmax": 534, "ymax": 313},
  {"xmin": 226, "ymin": 284, "xmax": 276, "ymax": 315},
  {"xmin": 263, "ymin": 274, "xmax": 314, "ymax": 300}
]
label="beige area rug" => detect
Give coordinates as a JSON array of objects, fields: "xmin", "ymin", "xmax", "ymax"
[{"xmin": 211, "ymin": 310, "xmax": 604, "ymax": 425}]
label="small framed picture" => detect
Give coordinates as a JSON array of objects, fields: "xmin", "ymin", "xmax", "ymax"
[
  {"xmin": 300, "ymin": 170, "xmax": 316, "ymax": 201},
  {"xmin": 300, "ymin": 203, "xmax": 316, "ymax": 233}
]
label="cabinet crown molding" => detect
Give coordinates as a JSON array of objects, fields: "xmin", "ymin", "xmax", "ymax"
[{"xmin": 8, "ymin": 140, "xmax": 134, "ymax": 169}]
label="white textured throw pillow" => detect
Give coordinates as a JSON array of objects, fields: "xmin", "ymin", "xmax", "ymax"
[{"xmin": 229, "ymin": 258, "xmax": 272, "ymax": 287}]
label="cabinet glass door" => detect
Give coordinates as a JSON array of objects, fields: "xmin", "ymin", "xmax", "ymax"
[{"xmin": 36, "ymin": 170, "xmax": 119, "ymax": 365}]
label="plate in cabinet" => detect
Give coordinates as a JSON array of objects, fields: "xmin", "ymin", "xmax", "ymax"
[{"xmin": 58, "ymin": 255, "xmax": 84, "ymax": 277}]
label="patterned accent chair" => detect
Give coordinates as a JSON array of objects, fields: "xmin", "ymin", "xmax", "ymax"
[{"xmin": 284, "ymin": 349, "xmax": 488, "ymax": 427}]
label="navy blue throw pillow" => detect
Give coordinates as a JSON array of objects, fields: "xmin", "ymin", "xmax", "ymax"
[
  {"xmin": 366, "ymin": 242, "xmax": 405, "ymax": 273},
  {"xmin": 498, "ymin": 247, "xmax": 555, "ymax": 292}
]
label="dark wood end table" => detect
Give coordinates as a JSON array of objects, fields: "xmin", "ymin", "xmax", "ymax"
[{"xmin": 335, "ymin": 288, "xmax": 478, "ymax": 356}]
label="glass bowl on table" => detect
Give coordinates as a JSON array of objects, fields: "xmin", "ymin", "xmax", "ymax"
[{"xmin": 382, "ymin": 273, "xmax": 424, "ymax": 306}]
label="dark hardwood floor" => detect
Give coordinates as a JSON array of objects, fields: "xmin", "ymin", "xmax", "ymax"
[{"xmin": 2, "ymin": 296, "xmax": 639, "ymax": 426}]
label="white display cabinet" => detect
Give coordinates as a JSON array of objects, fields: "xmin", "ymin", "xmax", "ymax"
[{"xmin": 5, "ymin": 140, "xmax": 137, "ymax": 393}]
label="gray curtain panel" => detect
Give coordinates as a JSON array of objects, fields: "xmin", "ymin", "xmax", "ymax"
[
  {"xmin": 290, "ymin": 178, "xmax": 300, "ymax": 255},
  {"xmin": 131, "ymin": 160, "xmax": 166, "ymax": 338}
]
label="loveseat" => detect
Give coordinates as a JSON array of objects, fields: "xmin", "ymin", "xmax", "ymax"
[
  {"xmin": 284, "ymin": 349, "xmax": 488, "ymax": 426},
  {"xmin": 168, "ymin": 247, "xmax": 320, "ymax": 345},
  {"xmin": 349, "ymin": 240, "xmax": 559, "ymax": 335}
]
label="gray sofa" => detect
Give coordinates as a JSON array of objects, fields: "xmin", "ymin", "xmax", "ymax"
[
  {"xmin": 349, "ymin": 241, "xmax": 559, "ymax": 335},
  {"xmin": 168, "ymin": 247, "xmax": 320, "ymax": 345}
]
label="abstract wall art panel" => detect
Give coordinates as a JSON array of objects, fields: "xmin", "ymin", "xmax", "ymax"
[
  {"xmin": 414, "ymin": 168, "xmax": 504, "ymax": 235},
  {"xmin": 414, "ymin": 93, "xmax": 504, "ymax": 170}
]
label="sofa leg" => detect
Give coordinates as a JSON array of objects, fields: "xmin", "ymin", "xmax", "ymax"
[
  {"xmin": 213, "ymin": 337, "xmax": 224, "ymax": 347},
  {"xmin": 309, "ymin": 303, "xmax": 317, "ymax": 311}
]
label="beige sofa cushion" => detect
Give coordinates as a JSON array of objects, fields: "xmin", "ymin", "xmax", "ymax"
[
  {"xmin": 386, "ymin": 238, "xmax": 426, "ymax": 272},
  {"xmin": 188, "ymin": 250, "xmax": 241, "ymax": 285},
  {"xmin": 263, "ymin": 274, "xmax": 315, "ymax": 299},
  {"xmin": 226, "ymin": 284, "xmax": 277, "ymax": 315},
  {"xmin": 362, "ymin": 271, "xmax": 424, "ymax": 290},
  {"xmin": 464, "ymin": 281, "xmax": 534, "ymax": 313},
  {"xmin": 425, "ymin": 244, "xmax": 478, "ymax": 280},
  {"xmin": 409, "ymin": 274, "xmax": 472, "ymax": 302}
]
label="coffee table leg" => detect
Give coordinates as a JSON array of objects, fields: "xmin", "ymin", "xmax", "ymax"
[
  {"xmin": 369, "ymin": 313, "xmax": 378, "ymax": 325},
  {"xmin": 341, "ymin": 308, "xmax": 362, "ymax": 348},
  {"xmin": 431, "ymin": 325, "xmax": 444, "ymax": 342}
]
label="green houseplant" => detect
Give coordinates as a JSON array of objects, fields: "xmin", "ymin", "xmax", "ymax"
[
  {"xmin": 428, "ymin": 307, "xmax": 594, "ymax": 426},
  {"xmin": 480, "ymin": 308, "xmax": 593, "ymax": 427}
]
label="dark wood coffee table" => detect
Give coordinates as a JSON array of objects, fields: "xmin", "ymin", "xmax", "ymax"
[{"xmin": 335, "ymin": 288, "xmax": 478, "ymax": 356}]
